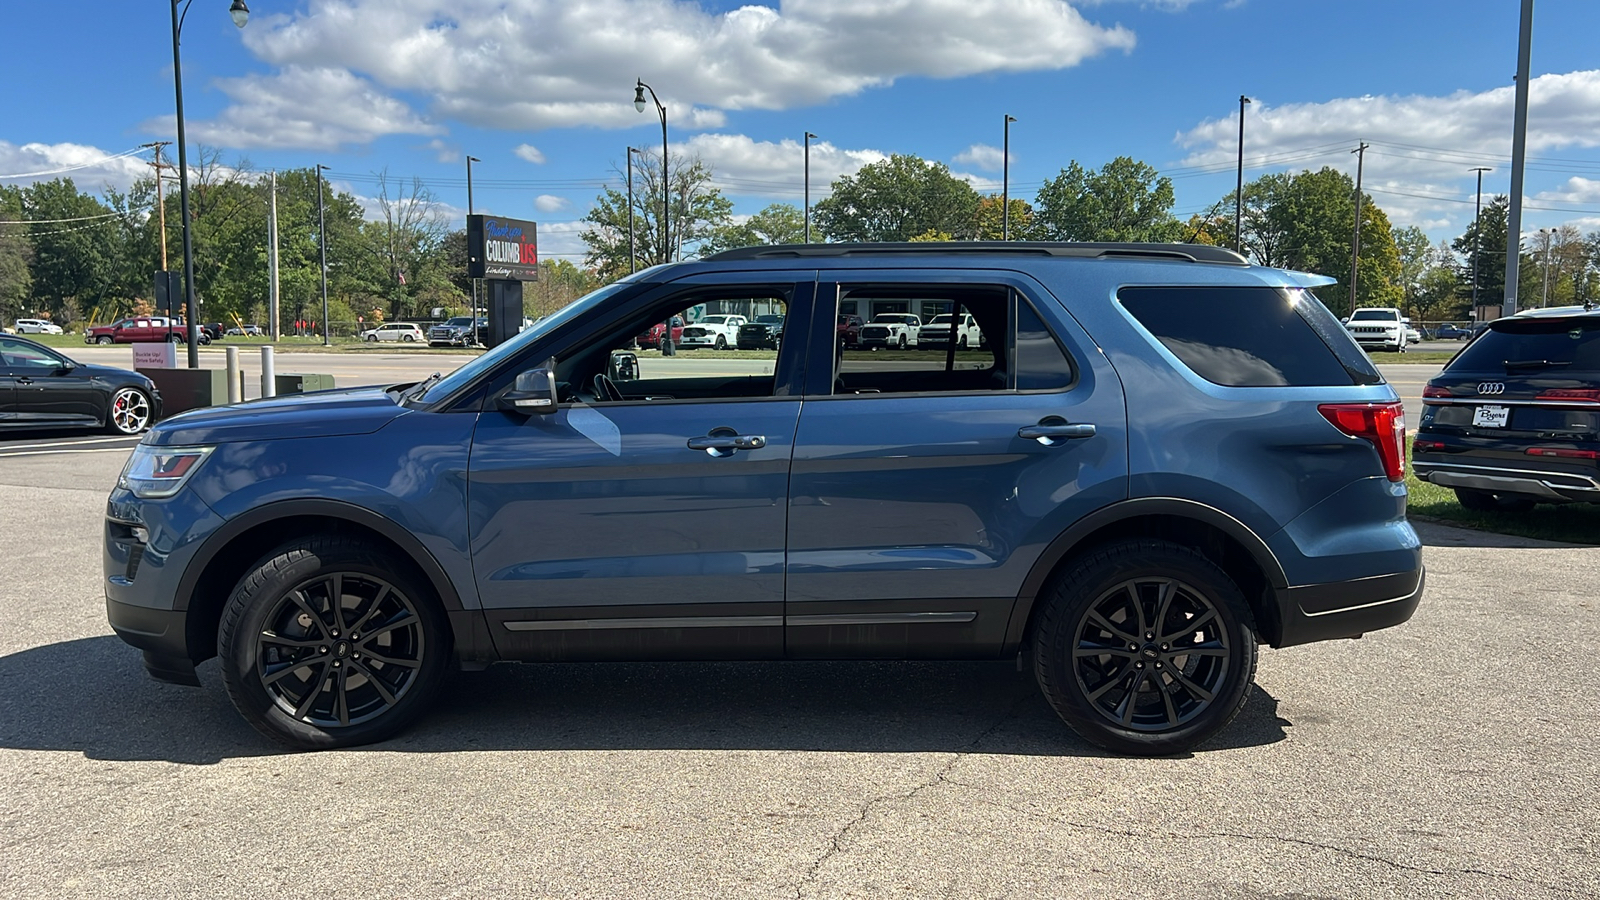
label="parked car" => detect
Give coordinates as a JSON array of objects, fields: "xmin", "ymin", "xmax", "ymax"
[
  {"xmin": 1432, "ymin": 323, "xmax": 1473, "ymax": 341},
  {"xmin": 1, "ymin": 334, "xmax": 161, "ymax": 434},
  {"xmin": 918, "ymin": 312, "xmax": 983, "ymax": 349},
  {"xmin": 105, "ymin": 241, "xmax": 1421, "ymax": 756},
  {"xmin": 678, "ymin": 314, "xmax": 747, "ymax": 350},
  {"xmin": 428, "ymin": 316, "xmax": 487, "ymax": 347},
  {"xmin": 200, "ymin": 322, "xmax": 227, "ymax": 342},
  {"xmin": 636, "ymin": 315, "xmax": 685, "ymax": 350},
  {"xmin": 13, "ymin": 318, "xmax": 63, "ymax": 335},
  {"xmin": 836, "ymin": 313, "xmax": 864, "ymax": 347},
  {"xmin": 1342, "ymin": 307, "xmax": 1409, "ymax": 353},
  {"xmin": 1406, "ymin": 324, "xmax": 1422, "ymax": 345},
  {"xmin": 362, "ymin": 323, "xmax": 426, "ymax": 343},
  {"xmin": 1413, "ymin": 307, "xmax": 1600, "ymax": 511},
  {"xmin": 859, "ymin": 313, "xmax": 922, "ymax": 350},
  {"xmin": 225, "ymin": 324, "xmax": 265, "ymax": 337},
  {"xmin": 737, "ymin": 314, "xmax": 786, "ymax": 350},
  {"xmin": 84, "ymin": 317, "xmax": 208, "ymax": 345}
]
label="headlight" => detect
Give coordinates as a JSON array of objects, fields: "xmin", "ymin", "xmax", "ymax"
[{"xmin": 118, "ymin": 445, "xmax": 213, "ymax": 499}]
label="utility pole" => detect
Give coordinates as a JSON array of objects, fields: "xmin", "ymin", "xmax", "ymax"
[
  {"xmin": 141, "ymin": 142, "xmax": 172, "ymax": 269},
  {"xmin": 1003, "ymin": 115, "xmax": 1016, "ymax": 241},
  {"xmin": 1540, "ymin": 228, "xmax": 1553, "ymax": 307},
  {"xmin": 1470, "ymin": 167, "xmax": 1492, "ymax": 313},
  {"xmin": 1236, "ymin": 95, "xmax": 1251, "ymax": 254},
  {"xmin": 268, "ymin": 170, "xmax": 280, "ymax": 341},
  {"xmin": 626, "ymin": 147, "xmax": 638, "ymax": 273},
  {"xmin": 1505, "ymin": 0, "xmax": 1534, "ymax": 319},
  {"xmin": 804, "ymin": 132, "xmax": 817, "ymax": 243},
  {"xmin": 1348, "ymin": 142, "xmax": 1369, "ymax": 310},
  {"xmin": 466, "ymin": 155, "xmax": 480, "ymax": 314},
  {"xmin": 317, "ymin": 163, "xmax": 330, "ymax": 347}
]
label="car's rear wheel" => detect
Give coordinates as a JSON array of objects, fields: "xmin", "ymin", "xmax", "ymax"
[
  {"xmin": 402, "ymin": 334, "xmax": 415, "ymax": 342},
  {"xmin": 105, "ymin": 387, "xmax": 153, "ymax": 435},
  {"xmin": 715, "ymin": 335, "xmax": 727, "ymax": 350},
  {"xmin": 218, "ymin": 536, "xmax": 451, "ymax": 749},
  {"xmin": 1455, "ymin": 488, "xmax": 1537, "ymax": 513},
  {"xmin": 1032, "ymin": 540, "xmax": 1257, "ymax": 756},
  {"xmin": 898, "ymin": 334, "xmax": 908, "ymax": 349},
  {"xmin": 96, "ymin": 335, "xmax": 113, "ymax": 345}
]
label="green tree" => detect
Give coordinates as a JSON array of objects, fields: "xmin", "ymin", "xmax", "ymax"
[
  {"xmin": 0, "ymin": 186, "xmax": 33, "ymax": 325},
  {"xmin": 701, "ymin": 203, "xmax": 806, "ymax": 255},
  {"xmin": 1393, "ymin": 224, "xmax": 1431, "ymax": 315},
  {"xmin": 1030, "ymin": 157, "xmax": 1180, "ymax": 242},
  {"xmin": 974, "ymin": 195, "xmax": 1033, "ymax": 240},
  {"xmin": 813, "ymin": 154, "xmax": 980, "ymax": 243},
  {"xmin": 582, "ymin": 152, "xmax": 733, "ymax": 280},
  {"xmin": 1452, "ymin": 196, "xmax": 1512, "ymax": 310},
  {"xmin": 22, "ymin": 178, "xmax": 119, "ymax": 324},
  {"xmin": 524, "ymin": 258, "xmax": 601, "ymax": 319}
]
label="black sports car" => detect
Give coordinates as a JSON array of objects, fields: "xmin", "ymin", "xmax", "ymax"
[{"xmin": 0, "ymin": 335, "xmax": 162, "ymax": 434}]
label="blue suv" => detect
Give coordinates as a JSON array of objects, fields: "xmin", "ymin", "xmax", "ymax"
[{"xmin": 105, "ymin": 243, "xmax": 1423, "ymax": 755}]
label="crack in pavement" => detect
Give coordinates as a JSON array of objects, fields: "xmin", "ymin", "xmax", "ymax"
[
  {"xmin": 942, "ymin": 785, "xmax": 1584, "ymax": 896},
  {"xmin": 792, "ymin": 701, "xmax": 1023, "ymax": 900}
]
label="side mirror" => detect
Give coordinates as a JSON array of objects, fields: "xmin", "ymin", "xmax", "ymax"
[
  {"xmin": 498, "ymin": 366, "xmax": 558, "ymax": 414},
  {"xmin": 1402, "ymin": 317, "xmax": 1412, "ymax": 324},
  {"xmin": 609, "ymin": 350, "xmax": 640, "ymax": 382},
  {"xmin": 1340, "ymin": 317, "xmax": 1349, "ymax": 325}
]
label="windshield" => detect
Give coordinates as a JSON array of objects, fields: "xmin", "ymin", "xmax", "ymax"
[
  {"xmin": 756, "ymin": 315, "xmax": 784, "ymax": 325},
  {"xmin": 873, "ymin": 315, "xmax": 911, "ymax": 323},
  {"xmin": 699, "ymin": 316, "xmax": 729, "ymax": 325},
  {"xmin": 445, "ymin": 317, "xmax": 474, "ymax": 326},
  {"xmin": 1350, "ymin": 310, "xmax": 1395, "ymax": 321},
  {"xmin": 927, "ymin": 315, "xmax": 951, "ymax": 325},
  {"xmin": 417, "ymin": 280, "xmax": 637, "ymax": 403}
]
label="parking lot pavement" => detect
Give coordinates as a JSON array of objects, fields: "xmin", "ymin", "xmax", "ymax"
[{"xmin": 0, "ymin": 448, "xmax": 1594, "ymax": 899}]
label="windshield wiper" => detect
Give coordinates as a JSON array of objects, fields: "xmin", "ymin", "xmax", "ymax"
[
  {"xmin": 404, "ymin": 371, "xmax": 443, "ymax": 401},
  {"xmin": 1503, "ymin": 359, "xmax": 1571, "ymax": 370}
]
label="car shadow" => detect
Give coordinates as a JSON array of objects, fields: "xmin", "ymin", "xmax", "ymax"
[
  {"xmin": 1413, "ymin": 519, "xmax": 1591, "ymax": 549},
  {"xmin": 0, "ymin": 636, "xmax": 1290, "ymax": 764}
]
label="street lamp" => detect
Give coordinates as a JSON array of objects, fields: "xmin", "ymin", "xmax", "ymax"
[
  {"xmin": 1002, "ymin": 115, "xmax": 1016, "ymax": 241},
  {"xmin": 169, "ymin": 0, "xmax": 249, "ymax": 367},
  {"xmin": 316, "ymin": 163, "xmax": 330, "ymax": 347},
  {"xmin": 1470, "ymin": 167, "xmax": 1492, "ymax": 313},
  {"xmin": 466, "ymin": 155, "xmax": 480, "ymax": 313},
  {"xmin": 634, "ymin": 79, "xmax": 669, "ymax": 264},
  {"xmin": 1235, "ymin": 95, "xmax": 1251, "ymax": 255},
  {"xmin": 804, "ymin": 132, "xmax": 817, "ymax": 243}
]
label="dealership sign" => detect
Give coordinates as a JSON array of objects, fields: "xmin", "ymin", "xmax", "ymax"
[{"xmin": 467, "ymin": 215, "xmax": 540, "ymax": 281}]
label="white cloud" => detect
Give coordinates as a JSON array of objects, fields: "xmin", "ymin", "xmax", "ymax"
[
  {"xmin": 533, "ymin": 194, "xmax": 569, "ymax": 212},
  {"xmin": 953, "ymin": 143, "xmax": 1009, "ymax": 172},
  {"xmin": 1534, "ymin": 176, "xmax": 1600, "ymax": 205},
  {"xmin": 1174, "ymin": 69, "xmax": 1600, "ymax": 230},
  {"xmin": 532, "ymin": 219, "xmax": 590, "ymax": 261},
  {"xmin": 155, "ymin": 66, "xmax": 443, "ymax": 151},
  {"xmin": 514, "ymin": 144, "xmax": 546, "ymax": 165},
  {"xmin": 424, "ymin": 138, "xmax": 458, "ymax": 163},
  {"xmin": 0, "ymin": 141, "xmax": 154, "ymax": 192},
  {"xmin": 662, "ymin": 133, "xmax": 888, "ymax": 200},
  {"xmin": 236, "ymin": 0, "xmax": 1134, "ymax": 135}
]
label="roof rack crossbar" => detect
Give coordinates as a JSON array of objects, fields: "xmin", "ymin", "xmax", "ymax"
[{"xmin": 701, "ymin": 242, "xmax": 1249, "ymax": 266}]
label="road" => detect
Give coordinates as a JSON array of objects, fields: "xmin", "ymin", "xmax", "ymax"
[{"xmin": 0, "ymin": 378, "xmax": 1595, "ymax": 899}]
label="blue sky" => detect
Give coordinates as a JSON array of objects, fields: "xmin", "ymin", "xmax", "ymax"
[{"xmin": 4, "ymin": 0, "xmax": 1599, "ymax": 262}]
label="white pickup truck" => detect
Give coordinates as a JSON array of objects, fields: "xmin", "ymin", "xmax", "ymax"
[
  {"xmin": 1343, "ymin": 307, "xmax": 1410, "ymax": 354},
  {"xmin": 919, "ymin": 312, "xmax": 983, "ymax": 350},
  {"xmin": 678, "ymin": 314, "xmax": 747, "ymax": 350},
  {"xmin": 859, "ymin": 313, "xmax": 921, "ymax": 350}
]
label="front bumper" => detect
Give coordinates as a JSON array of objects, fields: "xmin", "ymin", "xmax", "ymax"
[{"xmin": 1275, "ymin": 566, "xmax": 1425, "ymax": 647}]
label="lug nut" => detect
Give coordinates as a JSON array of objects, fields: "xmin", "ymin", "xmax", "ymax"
[
  {"xmin": 320, "ymin": 647, "xmax": 329, "ymax": 654},
  {"xmin": 332, "ymin": 661, "xmax": 341, "ymax": 668},
  {"xmin": 1135, "ymin": 662, "xmax": 1145, "ymax": 669}
]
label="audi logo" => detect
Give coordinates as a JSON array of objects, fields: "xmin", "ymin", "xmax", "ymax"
[{"xmin": 1478, "ymin": 382, "xmax": 1506, "ymax": 395}]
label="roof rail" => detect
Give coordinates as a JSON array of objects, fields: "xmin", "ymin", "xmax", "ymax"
[{"xmin": 701, "ymin": 241, "xmax": 1250, "ymax": 266}]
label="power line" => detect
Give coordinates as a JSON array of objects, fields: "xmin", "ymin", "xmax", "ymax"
[
  {"xmin": 0, "ymin": 211, "xmax": 127, "ymax": 225},
  {"xmin": 0, "ymin": 146, "xmax": 151, "ymax": 180}
]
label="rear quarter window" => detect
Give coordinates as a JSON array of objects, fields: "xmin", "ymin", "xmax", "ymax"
[{"xmin": 1119, "ymin": 286, "xmax": 1381, "ymax": 387}]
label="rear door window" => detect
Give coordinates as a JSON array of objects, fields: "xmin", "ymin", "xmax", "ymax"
[{"xmin": 1119, "ymin": 286, "xmax": 1381, "ymax": 387}]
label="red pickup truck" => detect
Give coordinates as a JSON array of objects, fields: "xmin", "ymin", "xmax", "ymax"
[
  {"xmin": 83, "ymin": 317, "xmax": 208, "ymax": 345},
  {"xmin": 636, "ymin": 315, "xmax": 685, "ymax": 350}
]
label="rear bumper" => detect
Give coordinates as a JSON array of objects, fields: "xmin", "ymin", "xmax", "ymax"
[
  {"xmin": 1275, "ymin": 567, "xmax": 1424, "ymax": 647},
  {"xmin": 1414, "ymin": 458, "xmax": 1600, "ymax": 503}
]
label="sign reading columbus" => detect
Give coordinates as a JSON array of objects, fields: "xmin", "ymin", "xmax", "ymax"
[{"xmin": 467, "ymin": 215, "xmax": 539, "ymax": 281}]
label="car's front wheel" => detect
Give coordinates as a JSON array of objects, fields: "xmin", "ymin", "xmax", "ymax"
[
  {"xmin": 1032, "ymin": 540, "xmax": 1257, "ymax": 756},
  {"xmin": 96, "ymin": 335, "xmax": 113, "ymax": 345},
  {"xmin": 218, "ymin": 536, "xmax": 452, "ymax": 749}
]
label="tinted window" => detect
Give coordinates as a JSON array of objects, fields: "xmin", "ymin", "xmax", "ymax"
[
  {"xmin": 1450, "ymin": 318, "xmax": 1600, "ymax": 374},
  {"xmin": 1015, "ymin": 300, "xmax": 1075, "ymax": 391},
  {"xmin": 1120, "ymin": 286, "xmax": 1378, "ymax": 387},
  {"xmin": 1350, "ymin": 310, "xmax": 1394, "ymax": 321}
]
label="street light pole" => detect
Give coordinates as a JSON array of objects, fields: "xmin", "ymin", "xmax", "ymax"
[
  {"xmin": 804, "ymin": 132, "xmax": 817, "ymax": 243},
  {"xmin": 466, "ymin": 155, "xmax": 480, "ymax": 314},
  {"xmin": 1540, "ymin": 227, "xmax": 1554, "ymax": 307},
  {"xmin": 634, "ymin": 79, "xmax": 669, "ymax": 264},
  {"xmin": 1470, "ymin": 167, "xmax": 1492, "ymax": 313},
  {"xmin": 168, "ymin": 0, "xmax": 250, "ymax": 367},
  {"xmin": 317, "ymin": 163, "xmax": 330, "ymax": 347},
  {"xmin": 627, "ymin": 147, "xmax": 639, "ymax": 273},
  {"xmin": 1235, "ymin": 95, "xmax": 1251, "ymax": 255},
  {"xmin": 1504, "ymin": 0, "xmax": 1534, "ymax": 319},
  {"xmin": 1349, "ymin": 142, "xmax": 1369, "ymax": 310},
  {"xmin": 1002, "ymin": 115, "xmax": 1016, "ymax": 241}
]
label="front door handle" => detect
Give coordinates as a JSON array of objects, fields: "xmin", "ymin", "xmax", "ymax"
[
  {"xmin": 1018, "ymin": 422, "xmax": 1096, "ymax": 445},
  {"xmin": 687, "ymin": 433, "xmax": 767, "ymax": 456},
  {"xmin": 16, "ymin": 377, "xmax": 34, "ymax": 385}
]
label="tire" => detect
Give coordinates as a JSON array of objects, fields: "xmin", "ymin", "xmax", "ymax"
[
  {"xmin": 1032, "ymin": 539, "xmax": 1257, "ymax": 756},
  {"xmin": 366, "ymin": 334, "xmax": 377, "ymax": 342},
  {"xmin": 958, "ymin": 334, "xmax": 969, "ymax": 349},
  {"xmin": 715, "ymin": 335, "xmax": 727, "ymax": 350},
  {"xmin": 218, "ymin": 535, "xmax": 452, "ymax": 749},
  {"xmin": 1455, "ymin": 488, "xmax": 1537, "ymax": 513},
  {"xmin": 898, "ymin": 334, "xmax": 908, "ymax": 350},
  {"xmin": 402, "ymin": 334, "xmax": 415, "ymax": 342},
  {"xmin": 96, "ymin": 335, "xmax": 113, "ymax": 345},
  {"xmin": 1396, "ymin": 341, "xmax": 1407, "ymax": 354},
  {"xmin": 104, "ymin": 386, "xmax": 153, "ymax": 435}
]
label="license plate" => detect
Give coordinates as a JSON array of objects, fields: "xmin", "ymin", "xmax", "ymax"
[{"xmin": 1472, "ymin": 405, "xmax": 1510, "ymax": 428}]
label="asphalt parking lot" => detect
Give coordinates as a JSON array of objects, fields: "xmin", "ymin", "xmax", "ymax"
[{"xmin": 1, "ymin": 359, "xmax": 1595, "ymax": 899}]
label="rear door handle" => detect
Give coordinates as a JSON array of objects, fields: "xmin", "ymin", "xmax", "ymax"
[
  {"xmin": 687, "ymin": 434, "xmax": 767, "ymax": 455},
  {"xmin": 1018, "ymin": 423, "xmax": 1096, "ymax": 444}
]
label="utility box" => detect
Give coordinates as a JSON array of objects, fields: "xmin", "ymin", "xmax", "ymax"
[
  {"xmin": 275, "ymin": 373, "xmax": 336, "ymax": 394},
  {"xmin": 135, "ymin": 367, "xmax": 228, "ymax": 417}
]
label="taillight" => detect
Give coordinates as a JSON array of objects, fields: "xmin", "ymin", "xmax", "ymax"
[
  {"xmin": 1422, "ymin": 384, "xmax": 1452, "ymax": 399},
  {"xmin": 1320, "ymin": 402, "xmax": 1407, "ymax": 481},
  {"xmin": 1526, "ymin": 447, "xmax": 1599, "ymax": 460},
  {"xmin": 1536, "ymin": 389, "xmax": 1600, "ymax": 406}
]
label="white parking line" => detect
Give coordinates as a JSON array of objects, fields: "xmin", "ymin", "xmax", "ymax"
[
  {"xmin": 0, "ymin": 446, "xmax": 138, "ymax": 459},
  {"xmin": 0, "ymin": 436, "xmax": 143, "ymax": 451}
]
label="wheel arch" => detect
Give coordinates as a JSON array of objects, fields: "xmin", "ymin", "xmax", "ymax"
[
  {"xmin": 1004, "ymin": 499, "xmax": 1288, "ymax": 653},
  {"xmin": 176, "ymin": 499, "xmax": 468, "ymax": 664}
]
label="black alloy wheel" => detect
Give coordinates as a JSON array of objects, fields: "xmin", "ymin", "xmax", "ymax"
[
  {"xmin": 219, "ymin": 536, "xmax": 450, "ymax": 749},
  {"xmin": 1033, "ymin": 540, "xmax": 1256, "ymax": 756}
]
